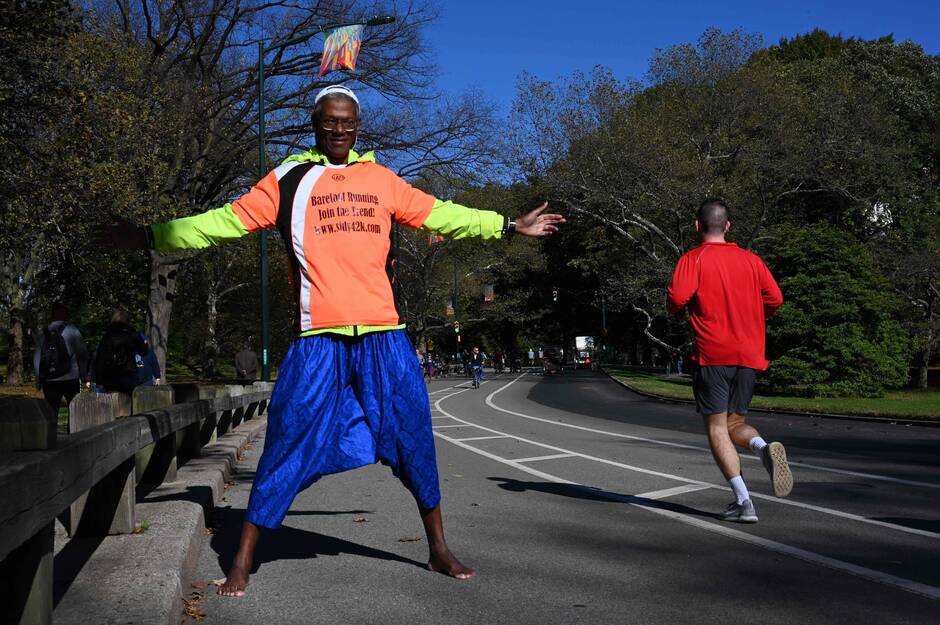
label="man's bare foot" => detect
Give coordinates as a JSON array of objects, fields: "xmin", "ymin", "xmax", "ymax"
[
  {"xmin": 428, "ymin": 548, "xmax": 475, "ymax": 580},
  {"xmin": 217, "ymin": 564, "xmax": 250, "ymax": 597}
]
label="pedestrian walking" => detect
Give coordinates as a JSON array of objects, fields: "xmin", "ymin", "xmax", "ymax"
[
  {"xmin": 94, "ymin": 308, "xmax": 146, "ymax": 394},
  {"xmin": 135, "ymin": 332, "xmax": 162, "ymax": 386},
  {"xmin": 97, "ymin": 84, "xmax": 565, "ymax": 597},
  {"xmin": 424, "ymin": 351, "xmax": 435, "ymax": 381},
  {"xmin": 666, "ymin": 198, "xmax": 791, "ymax": 523},
  {"xmin": 235, "ymin": 342, "xmax": 258, "ymax": 385},
  {"xmin": 33, "ymin": 302, "xmax": 88, "ymax": 416}
]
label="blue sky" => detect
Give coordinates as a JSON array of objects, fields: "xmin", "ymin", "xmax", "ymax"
[{"xmin": 424, "ymin": 0, "xmax": 940, "ymax": 113}]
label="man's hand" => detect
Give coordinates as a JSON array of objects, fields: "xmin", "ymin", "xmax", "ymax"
[
  {"xmin": 514, "ymin": 202, "xmax": 565, "ymax": 238},
  {"xmin": 93, "ymin": 216, "xmax": 148, "ymax": 249}
]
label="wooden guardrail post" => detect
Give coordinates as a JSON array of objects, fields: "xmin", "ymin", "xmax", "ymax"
[
  {"xmin": 133, "ymin": 386, "xmax": 177, "ymax": 485},
  {"xmin": 172, "ymin": 384, "xmax": 223, "ymax": 460},
  {"xmin": 251, "ymin": 381, "xmax": 275, "ymax": 417},
  {"xmin": 224, "ymin": 385, "xmax": 246, "ymax": 428},
  {"xmin": 216, "ymin": 386, "xmax": 239, "ymax": 435},
  {"xmin": 68, "ymin": 392, "xmax": 135, "ymax": 536},
  {"xmin": 0, "ymin": 398, "xmax": 56, "ymax": 625}
]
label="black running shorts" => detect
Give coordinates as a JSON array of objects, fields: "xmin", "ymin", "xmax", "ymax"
[{"xmin": 692, "ymin": 365, "xmax": 757, "ymax": 416}]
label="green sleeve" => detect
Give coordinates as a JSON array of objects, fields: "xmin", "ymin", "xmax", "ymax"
[
  {"xmin": 420, "ymin": 199, "xmax": 505, "ymax": 240},
  {"xmin": 149, "ymin": 204, "xmax": 250, "ymax": 253}
]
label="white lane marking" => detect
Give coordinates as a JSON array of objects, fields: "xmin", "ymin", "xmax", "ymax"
[
  {"xmin": 433, "ymin": 397, "xmax": 940, "ymax": 602},
  {"xmin": 637, "ymin": 484, "xmax": 712, "ymax": 500},
  {"xmin": 486, "ymin": 374, "xmax": 940, "ymax": 491},
  {"xmin": 431, "ymin": 416, "xmax": 456, "ymax": 420},
  {"xmin": 453, "ymin": 435, "xmax": 511, "ymax": 442},
  {"xmin": 514, "ymin": 453, "xmax": 578, "ymax": 463},
  {"xmin": 428, "ymin": 376, "xmax": 501, "ymax": 394},
  {"xmin": 441, "ymin": 384, "xmax": 940, "ymax": 541},
  {"xmin": 432, "ymin": 424, "xmax": 479, "ymax": 430}
]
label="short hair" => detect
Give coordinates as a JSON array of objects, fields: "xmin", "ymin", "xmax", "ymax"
[
  {"xmin": 697, "ymin": 198, "xmax": 730, "ymax": 235},
  {"xmin": 110, "ymin": 307, "xmax": 130, "ymax": 324},
  {"xmin": 311, "ymin": 93, "xmax": 360, "ymax": 124}
]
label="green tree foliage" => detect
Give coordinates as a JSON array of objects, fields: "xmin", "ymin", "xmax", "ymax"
[
  {"xmin": 504, "ymin": 27, "xmax": 938, "ymax": 390},
  {"xmin": 761, "ymin": 224, "xmax": 911, "ymax": 396}
]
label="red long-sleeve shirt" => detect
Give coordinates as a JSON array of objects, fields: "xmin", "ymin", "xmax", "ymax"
[{"xmin": 666, "ymin": 242, "xmax": 783, "ymax": 370}]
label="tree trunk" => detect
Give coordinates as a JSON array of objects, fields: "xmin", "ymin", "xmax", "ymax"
[
  {"xmin": 918, "ymin": 336, "xmax": 932, "ymax": 390},
  {"xmin": 4, "ymin": 284, "xmax": 26, "ymax": 386},
  {"xmin": 145, "ymin": 252, "xmax": 179, "ymax": 380},
  {"xmin": 203, "ymin": 287, "xmax": 219, "ymax": 378},
  {"xmin": 3, "ymin": 251, "xmax": 33, "ymax": 386}
]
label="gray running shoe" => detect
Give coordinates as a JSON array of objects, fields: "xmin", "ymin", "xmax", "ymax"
[
  {"xmin": 720, "ymin": 499, "xmax": 758, "ymax": 523},
  {"xmin": 761, "ymin": 442, "xmax": 794, "ymax": 498}
]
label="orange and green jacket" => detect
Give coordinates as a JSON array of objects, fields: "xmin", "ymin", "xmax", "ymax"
[{"xmin": 150, "ymin": 149, "xmax": 507, "ymax": 337}]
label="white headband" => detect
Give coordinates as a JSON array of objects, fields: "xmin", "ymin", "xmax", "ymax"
[{"xmin": 315, "ymin": 85, "xmax": 359, "ymax": 106}]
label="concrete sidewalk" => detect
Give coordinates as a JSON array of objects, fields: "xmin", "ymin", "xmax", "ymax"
[{"xmin": 53, "ymin": 417, "xmax": 267, "ymax": 625}]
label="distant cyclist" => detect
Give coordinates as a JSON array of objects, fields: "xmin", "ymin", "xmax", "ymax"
[{"xmin": 470, "ymin": 347, "xmax": 486, "ymax": 388}]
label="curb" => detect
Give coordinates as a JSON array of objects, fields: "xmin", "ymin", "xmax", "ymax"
[
  {"xmin": 53, "ymin": 417, "xmax": 267, "ymax": 625},
  {"xmin": 600, "ymin": 367, "xmax": 940, "ymax": 428}
]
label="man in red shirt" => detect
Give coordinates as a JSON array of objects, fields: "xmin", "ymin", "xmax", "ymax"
[{"xmin": 666, "ymin": 199, "xmax": 791, "ymax": 523}]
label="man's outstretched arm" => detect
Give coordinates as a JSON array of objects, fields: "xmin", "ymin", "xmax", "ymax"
[
  {"xmin": 95, "ymin": 170, "xmax": 280, "ymax": 251},
  {"xmin": 420, "ymin": 200, "xmax": 565, "ymax": 240}
]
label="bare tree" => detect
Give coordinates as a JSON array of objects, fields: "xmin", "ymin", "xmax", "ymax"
[{"xmin": 81, "ymin": 0, "xmax": 498, "ymax": 375}]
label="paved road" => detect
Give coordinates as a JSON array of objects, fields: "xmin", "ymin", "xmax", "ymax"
[{"xmin": 193, "ymin": 370, "xmax": 940, "ymax": 624}]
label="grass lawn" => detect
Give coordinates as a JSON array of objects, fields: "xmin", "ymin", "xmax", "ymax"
[{"xmin": 604, "ymin": 366, "xmax": 940, "ymax": 421}]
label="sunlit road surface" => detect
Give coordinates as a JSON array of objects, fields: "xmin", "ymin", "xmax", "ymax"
[{"xmin": 195, "ymin": 369, "xmax": 940, "ymax": 625}]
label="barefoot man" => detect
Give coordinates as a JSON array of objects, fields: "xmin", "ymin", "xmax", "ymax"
[
  {"xmin": 99, "ymin": 85, "xmax": 565, "ymax": 595},
  {"xmin": 666, "ymin": 198, "xmax": 791, "ymax": 523}
]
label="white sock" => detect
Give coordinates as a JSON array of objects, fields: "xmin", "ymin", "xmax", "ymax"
[
  {"xmin": 729, "ymin": 475, "xmax": 750, "ymax": 504},
  {"xmin": 748, "ymin": 436, "xmax": 767, "ymax": 455}
]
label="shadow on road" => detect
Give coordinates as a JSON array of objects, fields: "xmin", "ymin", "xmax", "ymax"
[
  {"xmin": 208, "ymin": 506, "xmax": 426, "ymax": 575},
  {"xmin": 488, "ymin": 477, "xmax": 718, "ymax": 520}
]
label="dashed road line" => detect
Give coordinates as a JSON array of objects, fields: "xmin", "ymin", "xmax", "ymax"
[
  {"xmin": 514, "ymin": 453, "xmax": 578, "ymax": 463},
  {"xmin": 636, "ymin": 484, "xmax": 712, "ymax": 500},
  {"xmin": 453, "ymin": 435, "xmax": 511, "ymax": 442}
]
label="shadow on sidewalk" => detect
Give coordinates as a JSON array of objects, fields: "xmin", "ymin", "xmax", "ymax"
[
  {"xmin": 208, "ymin": 506, "xmax": 426, "ymax": 575},
  {"xmin": 488, "ymin": 477, "xmax": 718, "ymax": 519}
]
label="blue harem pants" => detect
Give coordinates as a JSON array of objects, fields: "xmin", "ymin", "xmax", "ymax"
[{"xmin": 245, "ymin": 330, "xmax": 440, "ymax": 529}]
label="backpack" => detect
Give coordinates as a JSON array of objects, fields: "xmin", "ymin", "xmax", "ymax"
[
  {"xmin": 39, "ymin": 325, "xmax": 72, "ymax": 381},
  {"xmin": 95, "ymin": 325, "xmax": 139, "ymax": 383}
]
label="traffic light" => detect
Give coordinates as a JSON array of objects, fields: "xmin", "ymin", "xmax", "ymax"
[
  {"xmin": 453, "ymin": 320, "xmax": 461, "ymax": 335},
  {"xmin": 552, "ymin": 288, "xmax": 558, "ymax": 302}
]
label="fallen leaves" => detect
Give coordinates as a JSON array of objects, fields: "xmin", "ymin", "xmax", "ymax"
[
  {"xmin": 353, "ymin": 517, "xmax": 368, "ymax": 523},
  {"xmin": 182, "ymin": 591, "xmax": 205, "ymax": 621},
  {"xmin": 398, "ymin": 536, "xmax": 422, "ymax": 542}
]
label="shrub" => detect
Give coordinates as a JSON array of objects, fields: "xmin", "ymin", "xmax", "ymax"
[{"xmin": 761, "ymin": 224, "xmax": 910, "ymax": 397}]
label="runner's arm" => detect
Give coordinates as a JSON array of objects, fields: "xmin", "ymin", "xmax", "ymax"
[
  {"xmin": 666, "ymin": 255, "xmax": 698, "ymax": 314},
  {"xmin": 149, "ymin": 170, "xmax": 280, "ymax": 252},
  {"xmin": 760, "ymin": 262, "xmax": 784, "ymax": 317}
]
